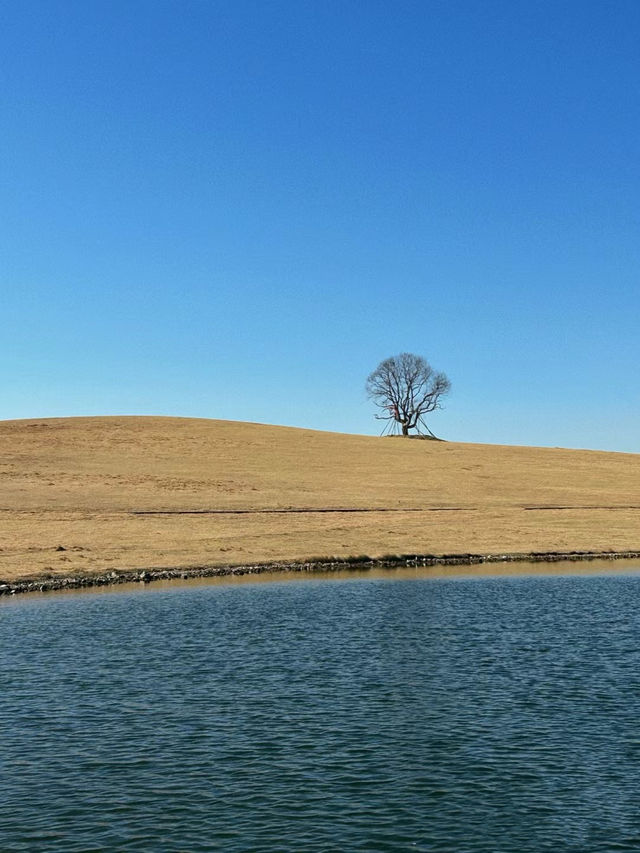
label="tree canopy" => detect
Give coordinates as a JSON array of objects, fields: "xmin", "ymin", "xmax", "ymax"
[{"xmin": 365, "ymin": 352, "xmax": 451, "ymax": 437}]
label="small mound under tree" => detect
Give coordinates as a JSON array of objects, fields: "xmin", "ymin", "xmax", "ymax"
[{"xmin": 366, "ymin": 352, "xmax": 451, "ymax": 437}]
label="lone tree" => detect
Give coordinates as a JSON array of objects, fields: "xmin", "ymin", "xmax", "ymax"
[{"xmin": 366, "ymin": 352, "xmax": 451, "ymax": 437}]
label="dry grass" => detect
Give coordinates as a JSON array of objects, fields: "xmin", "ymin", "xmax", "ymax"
[{"xmin": 1, "ymin": 415, "xmax": 639, "ymax": 582}]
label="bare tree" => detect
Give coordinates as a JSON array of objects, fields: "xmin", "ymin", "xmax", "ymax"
[{"xmin": 366, "ymin": 353, "xmax": 451, "ymax": 437}]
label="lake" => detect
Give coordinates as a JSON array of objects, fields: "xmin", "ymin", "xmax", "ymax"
[{"xmin": 2, "ymin": 567, "xmax": 640, "ymax": 852}]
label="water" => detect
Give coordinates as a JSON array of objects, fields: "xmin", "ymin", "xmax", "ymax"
[{"xmin": 2, "ymin": 569, "xmax": 640, "ymax": 852}]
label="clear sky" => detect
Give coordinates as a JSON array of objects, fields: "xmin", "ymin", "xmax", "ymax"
[{"xmin": 2, "ymin": 0, "xmax": 639, "ymax": 451}]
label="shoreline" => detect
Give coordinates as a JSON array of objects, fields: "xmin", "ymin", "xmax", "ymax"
[{"xmin": 3, "ymin": 548, "xmax": 640, "ymax": 597}]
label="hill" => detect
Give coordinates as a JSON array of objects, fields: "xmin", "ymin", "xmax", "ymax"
[{"xmin": 1, "ymin": 416, "xmax": 639, "ymax": 583}]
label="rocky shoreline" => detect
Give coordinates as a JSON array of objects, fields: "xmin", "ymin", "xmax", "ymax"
[{"xmin": 2, "ymin": 549, "xmax": 640, "ymax": 597}]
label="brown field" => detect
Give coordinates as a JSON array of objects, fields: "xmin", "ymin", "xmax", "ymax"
[{"xmin": 1, "ymin": 415, "xmax": 639, "ymax": 583}]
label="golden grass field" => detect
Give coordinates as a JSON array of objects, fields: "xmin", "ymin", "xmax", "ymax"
[{"xmin": 1, "ymin": 415, "xmax": 639, "ymax": 583}]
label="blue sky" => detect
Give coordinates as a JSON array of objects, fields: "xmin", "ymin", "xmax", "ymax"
[{"xmin": 2, "ymin": 0, "xmax": 639, "ymax": 451}]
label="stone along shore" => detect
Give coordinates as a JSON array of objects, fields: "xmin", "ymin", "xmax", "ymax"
[{"xmin": 3, "ymin": 549, "xmax": 640, "ymax": 596}]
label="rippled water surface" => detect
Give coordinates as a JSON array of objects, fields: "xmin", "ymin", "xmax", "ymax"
[{"xmin": 3, "ymin": 569, "xmax": 640, "ymax": 852}]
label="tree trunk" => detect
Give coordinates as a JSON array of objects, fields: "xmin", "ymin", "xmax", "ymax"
[{"xmin": 401, "ymin": 422, "xmax": 409, "ymax": 436}]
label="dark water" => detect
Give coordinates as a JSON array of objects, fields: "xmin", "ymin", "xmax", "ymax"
[{"xmin": 2, "ymin": 570, "xmax": 640, "ymax": 852}]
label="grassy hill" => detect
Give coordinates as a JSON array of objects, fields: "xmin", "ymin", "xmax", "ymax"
[{"xmin": 1, "ymin": 416, "xmax": 639, "ymax": 582}]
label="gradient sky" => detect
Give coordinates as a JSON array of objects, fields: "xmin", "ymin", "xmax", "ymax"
[{"xmin": 2, "ymin": 0, "xmax": 639, "ymax": 451}]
